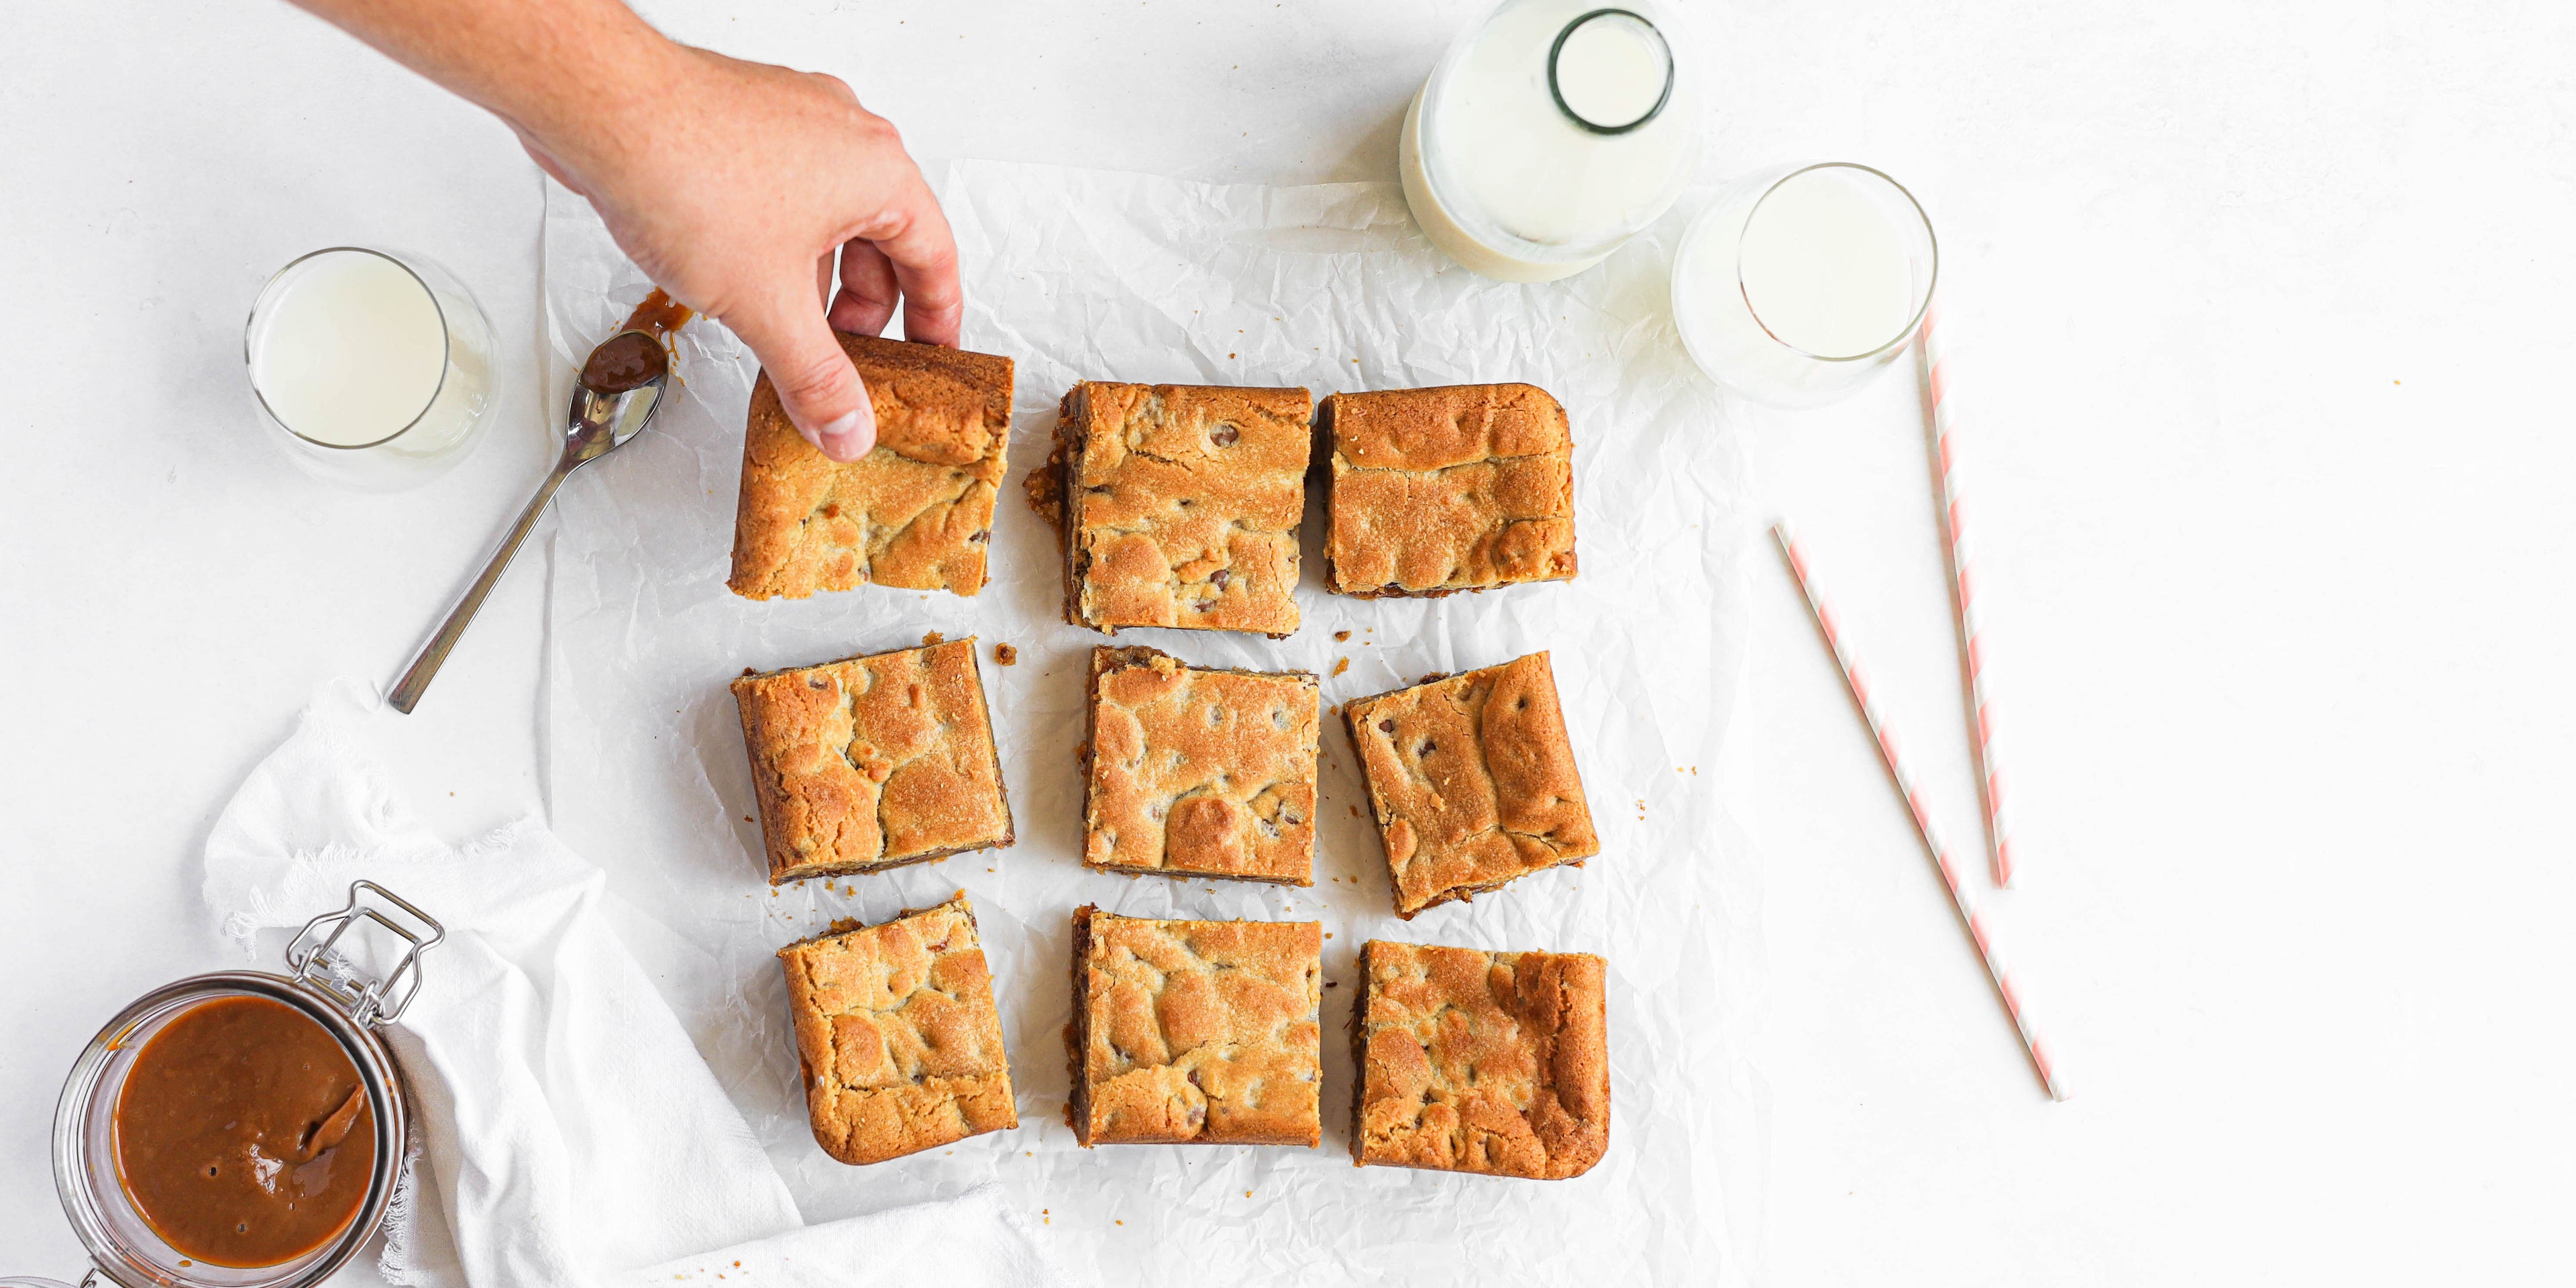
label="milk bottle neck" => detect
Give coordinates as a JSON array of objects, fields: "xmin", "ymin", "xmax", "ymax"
[{"xmin": 1548, "ymin": 8, "xmax": 1674, "ymax": 136}]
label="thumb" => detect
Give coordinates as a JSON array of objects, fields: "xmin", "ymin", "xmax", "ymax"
[{"xmin": 732, "ymin": 290, "xmax": 875, "ymax": 462}]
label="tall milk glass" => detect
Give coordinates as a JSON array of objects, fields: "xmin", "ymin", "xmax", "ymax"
[
  {"xmin": 245, "ymin": 247, "xmax": 496, "ymax": 489},
  {"xmin": 1671, "ymin": 162, "xmax": 1938, "ymax": 409}
]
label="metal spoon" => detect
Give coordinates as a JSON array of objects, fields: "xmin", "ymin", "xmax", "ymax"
[{"xmin": 388, "ymin": 329, "xmax": 671, "ymax": 714}]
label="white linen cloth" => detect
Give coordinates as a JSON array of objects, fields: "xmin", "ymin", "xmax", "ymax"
[{"xmin": 201, "ymin": 680, "xmax": 1076, "ymax": 1287}]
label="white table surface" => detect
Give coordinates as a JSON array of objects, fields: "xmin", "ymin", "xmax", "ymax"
[{"xmin": 5, "ymin": 1, "xmax": 2569, "ymax": 1283}]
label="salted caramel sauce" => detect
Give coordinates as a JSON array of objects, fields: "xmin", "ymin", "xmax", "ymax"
[
  {"xmin": 113, "ymin": 996, "xmax": 375, "ymax": 1267},
  {"xmin": 579, "ymin": 288, "xmax": 698, "ymax": 393}
]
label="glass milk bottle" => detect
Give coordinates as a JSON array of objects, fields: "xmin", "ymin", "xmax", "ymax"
[{"xmin": 1400, "ymin": 0, "xmax": 1703, "ymax": 282}]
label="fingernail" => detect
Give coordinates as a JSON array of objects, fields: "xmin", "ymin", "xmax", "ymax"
[{"xmin": 816, "ymin": 407, "xmax": 874, "ymax": 462}]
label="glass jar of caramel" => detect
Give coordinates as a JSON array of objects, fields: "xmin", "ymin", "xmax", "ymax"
[{"xmin": 25, "ymin": 882, "xmax": 443, "ymax": 1288}]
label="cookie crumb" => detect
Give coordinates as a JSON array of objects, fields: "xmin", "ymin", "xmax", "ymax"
[
  {"xmin": 1334, "ymin": 630, "xmax": 1350, "ymax": 642},
  {"xmin": 923, "ymin": 631, "xmax": 945, "ymax": 646},
  {"xmin": 1024, "ymin": 441, "xmax": 1068, "ymax": 530},
  {"xmin": 1332, "ymin": 657, "xmax": 1350, "ymax": 676},
  {"xmin": 994, "ymin": 643, "xmax": 1019, "ymax": 666}
]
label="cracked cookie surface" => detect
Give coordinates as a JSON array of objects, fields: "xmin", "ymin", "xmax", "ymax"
[
  {"xmin": 1344, "ymin": 651, "xmax": 1599, "ymax": 916},
  {"xmin": 780, "ymin": 892, "xmax": 1018, "ymax": 1165},
  {"xmin": 1083, "ymin": 645, "xmax": 1318, "ymax": 885},
  {"xmin": 1057, "ymin": 382, "xmax": 1309, "ymax": 635},
  {"xmin": 1324, "ymin": 384, "xmax": 1576, "ymax": 598},
  {"xmin": 732, "ymin": 638, "xmax": 1013, "ymax": 883},
  {"xmin": 1352, "ymin": 940, "xmax": 1608, "ymax": 1179},
  {"xmin": 1067, "ymin": 907, "xmax": 1322, "ymax": 1146},
  {"xmin": 730, "ymin": 333, "xmax": 1013, "ymax": 598}
]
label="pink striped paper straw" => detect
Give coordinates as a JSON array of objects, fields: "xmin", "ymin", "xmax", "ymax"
[
  {"xmin": 1773, "ymin": 521, "xmax": 2065, "ymax": 1101},
  {"xmin": 1920, "ymin": 303, "xmax": 2014, "ymax": 887}
]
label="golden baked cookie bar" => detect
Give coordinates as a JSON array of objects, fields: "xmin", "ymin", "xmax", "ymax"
[
  {"xmin": 1056, "ymin": 382, "xmax": 1309, "ymax": 636},
  {"xmin": 1065, "ymin": 906, "xmax": 1322, "ymax": 1146},
  {"xmin": 1082, "ymin": 645, "xmax": 1318, "ymax": 885},
  {"xmin": 1344, "ymin": 652, "xmax": 1599, "ymax": 916},
  {"xmin": 730, "ymin": 333, "xmax": 1013, "ymax": 599},
  {"xmin": 1352, "ymin": 940, "xmax": 1608, "ymax": 1179},
  {"xmin": 731, "ymin": 638, "xmax": 1013, "ymax": 883},
  {"xmin": 1322, "ymin": 384, "xmax": 1576, "ymax": 598},
  {"xmin": 779, "ymin": 892, "xmax": 1018, "ymax": 1165}
]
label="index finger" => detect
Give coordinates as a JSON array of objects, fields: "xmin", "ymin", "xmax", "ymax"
[{"xmin": 864, "ymin": 171, "xmax": 964, "ymax": 347}]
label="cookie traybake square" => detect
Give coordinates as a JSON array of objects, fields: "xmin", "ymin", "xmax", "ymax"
[
  {"xmin": 1065, "ymin": 907, "xmax": 1322, "ymax": 1146},
  {"xmin": 1344, "ymin": 651, "xmax": 1600, "ymax": 917},
  {"xmin": 1321, "ymin": 383, "xmax": 1576, "ymax": 598},
  {"xmin": 1054, "ymin": 382, "xmax": 1310, "ymax": 637},
  {"xmin": 1351, "ymin": 939, "xmax": 1609, "ymax": 1179},
  {"xmin": 1082, "ymin": 645, "xmax": 1319, "ymax": 885},
  {"xmin": 729, "ymin": 333, "xmax": 1013, "ymax": 598},
  {"xmin": 778, "ymin": 892, "xmax": 1018, "ymax": 1165},
  {"xmin": 731, "ymin": 638, "xmax": 1013, "ymax": 883}
]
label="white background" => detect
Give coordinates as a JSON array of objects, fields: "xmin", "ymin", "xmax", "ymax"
[{"xmin": 3, "ymin": 1, "xmax": 2570, "ymax": 1284}]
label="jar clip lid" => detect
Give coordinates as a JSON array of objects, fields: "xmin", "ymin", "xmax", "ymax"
[{"xmin": 286, "ymin": 880, "xmax": 446, "ymax": 1027}]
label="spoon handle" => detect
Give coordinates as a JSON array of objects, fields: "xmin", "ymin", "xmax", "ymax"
[{"xmin": 388, "ymin": 464, "xmax": 573, "ymax": 714}]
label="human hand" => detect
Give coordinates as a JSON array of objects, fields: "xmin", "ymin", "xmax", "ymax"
[
  {"xmin": 280, "ymin": 1, "xmax": 957, "ymax": 461},
  {"xmin": 517, "ymin": 44, "xmax": 960, "ymax": 462}
]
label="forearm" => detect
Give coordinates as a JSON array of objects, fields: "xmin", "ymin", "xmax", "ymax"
[{"xmin": 288, "ymin": 0, "xmax": 672, "ymax": 174}]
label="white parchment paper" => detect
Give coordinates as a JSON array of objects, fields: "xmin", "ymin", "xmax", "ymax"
[{"xmin": 542, "ymin": 160, "xmax": 1761, "ymax": 1285}]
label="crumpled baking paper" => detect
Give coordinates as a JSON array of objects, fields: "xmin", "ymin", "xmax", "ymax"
[{"xmin": 540, "ymin": 160, "xmax": 1762, "ymax": 1285}]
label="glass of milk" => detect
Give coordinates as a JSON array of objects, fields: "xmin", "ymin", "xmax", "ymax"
[
  {"xmin": 245, "ymin": 247, "xmax": 496, "ymax": 488},
  {"xmin": 1401, "ymin": 0, "xmax": 1703, "ymax": 282},
  {"xmin": 1671, "ymin": 162, "xmax": 1937, "ymax": 409}
]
